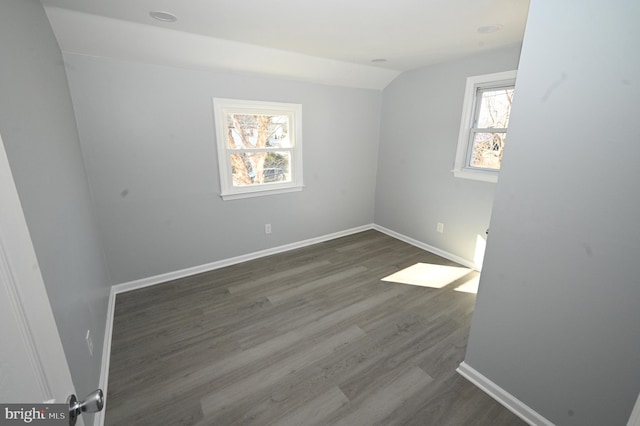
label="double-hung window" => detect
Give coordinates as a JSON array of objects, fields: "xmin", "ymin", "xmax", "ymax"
[
  {"xmin": 213, "ymin": 98, "xmax": 303, "ymax": 200},
  {"xmin": 453, "ymin": 70, "xmax": 516, "ymax": 183}
]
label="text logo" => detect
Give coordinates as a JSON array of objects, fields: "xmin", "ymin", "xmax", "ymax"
[{"xmin": 0, "ymin": 404, "xmax": 66, "ymax": 425}]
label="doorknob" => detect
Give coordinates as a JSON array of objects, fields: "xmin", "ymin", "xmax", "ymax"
[{"xmin": 68, "ymin": 389, "xmax": 104, "ymax": 426}]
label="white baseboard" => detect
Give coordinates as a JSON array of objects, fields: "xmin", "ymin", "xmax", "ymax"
[
  {"xmin": 457, "ymin": 361, "xmax": 554, "ymax": 426},
  {"xmin": 372, "ymin": 224, "xmax": 479, "ymax": 270},
  {"xmin": 95, "ymin": 224, "xmax": 375, "ymax": 425},
  {"xmin": 95, "ymin": 223, "xmax": 477, "ymax": 426},
  {"xmin": 112, "ymin": 224, "xmax": 374, "ymax": 294}
]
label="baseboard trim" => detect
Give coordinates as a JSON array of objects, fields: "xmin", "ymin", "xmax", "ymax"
[
  {"xmin": 96, "ymin": 224, "xmax": 374, "ymax": 425},
  {"xmin": 97, "ymin": 223, "xmax": 477, "ymax": 426},
  {"xmin": 372, "ymin": 225, "xmax": 478, "ymax": 270},
  {"xmin": 457, "ymin": 361, "xmax": 554, "ymax": 426},
  {"xmin": 94, "ymin": 287, "xmax": 116, "ymax": 426},
  {"xmin": 112, "ymin": 224, "xmax": 374, "ymax": 295}
]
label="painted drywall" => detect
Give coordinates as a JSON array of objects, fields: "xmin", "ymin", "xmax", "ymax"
[
  {"xmin": 464, "ymin": 1, "xmax": 640, "ymax": 425},
  {"xmin": 0, "ymin": 0, "xmax": 111, "ymax": 402},
  {"xmin": 63, "ymin": 54, "xmax": 381, "ymax": 283},
  {"xmin": 375, "ymin": 45, "xmax": 522, "ymax": 266}
]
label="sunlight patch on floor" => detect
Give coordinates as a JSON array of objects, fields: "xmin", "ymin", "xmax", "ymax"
[
  {"xmin": 454, "ymin": 274, "xmax": 480, "ymax": 294},
  {"xmin": 381, "ymin": 263, "xmax": 472, "ymax": 289}
]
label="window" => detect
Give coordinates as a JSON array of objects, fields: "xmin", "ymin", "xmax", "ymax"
[
  {"xmin": 213, "ymin": 98, "xmax": 303, "ymax": 200},
  {"xmin": 453, "ymin": 70, "xmax": 516, "ymax": 183}
]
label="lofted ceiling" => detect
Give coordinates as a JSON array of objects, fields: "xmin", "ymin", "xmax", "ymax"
[{"xmin": 40, "ymin": 0, "xmax": 530, "ymax": 89}]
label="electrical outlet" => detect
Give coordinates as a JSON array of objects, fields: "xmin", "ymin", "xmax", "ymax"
[
  {"xmin": 437, "ymin": 222, "xmax": 444, "ymax": 233},
  {"xmin": 86, "ymin": 330, "xmax": 94, "ymax": 356},
  {"xmin": 265, "ymin": 223, "xmax": 272, "ymax": 234}
]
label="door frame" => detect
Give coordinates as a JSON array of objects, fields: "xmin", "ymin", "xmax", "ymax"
[
  {"xmin": 0, "ymin": 133, "xmax": 78, "ymax": 406},
  {"xmin": 629, "ymin": 393, "xmax": 640, "ymax": 426}
]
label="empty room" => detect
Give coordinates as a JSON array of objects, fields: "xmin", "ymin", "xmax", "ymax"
[{"xmin": 0, "ymin": 1, "xmax": 639, "ymax": 425}]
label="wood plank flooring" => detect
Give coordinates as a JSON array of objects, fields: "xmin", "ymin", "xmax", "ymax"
[{"xmin": 105, "ymin": 230, "xmax": 525, "ymax": 425}]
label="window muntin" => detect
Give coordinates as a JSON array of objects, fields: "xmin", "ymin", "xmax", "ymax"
[
  {"xmin": 213, "ymin": 99, "xmax": 302, "ymax": 200},
  {"xmin": 453, "ymin": 71, "xmax": 517, "ymax": 183},
  {"xmin": 468, "ymin": 86, "xmax": 514, "ymax": 170}
]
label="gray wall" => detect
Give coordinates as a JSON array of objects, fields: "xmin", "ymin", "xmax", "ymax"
[
  {"xmin": 0, "ymin": 0, "xmax": 111, "ymax": 400},
  {"xmin": 375, "ymin": 45, "xmax": 521, "ymax": 265},
  {"xmin": 63, "ymin": 54, "xmax": 381, "ymax": 284},
  {"xmin": 464, "ymin": 1, "xmax": 640, "ymax": 425}
]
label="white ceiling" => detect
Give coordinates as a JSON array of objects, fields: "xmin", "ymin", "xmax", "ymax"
[{"xmin": 41, "ymin": 0, "xmax": 529, "ymax": 89}]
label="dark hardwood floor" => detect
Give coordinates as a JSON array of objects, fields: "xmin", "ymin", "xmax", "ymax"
[{"xmin": 105, "ymin": 230, "xmax": 525, "ymax": 425}]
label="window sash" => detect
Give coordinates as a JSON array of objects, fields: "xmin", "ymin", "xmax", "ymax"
[
  {"xmin": 467, "ymin": 132, "xmax": 507, "ymax": 171},
  {"xmin": 453, "ymin": 70, "xmax": 517, "ymax": 183},
  {"xmin": 466, "ymin": 84, "xmax": 513, "ymax": 170},
  {"xmin": 227, "ymin": 147, "xmax": 294, "ymax": 154},
  {"xmin": 471, "ymin": 85, "xmax": 514, "ymax": 129},
  {"xmin": 213, "ymin": 98, "xmax": 303, "ymax": 200}
]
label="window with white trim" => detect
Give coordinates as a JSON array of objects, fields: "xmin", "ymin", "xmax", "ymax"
[
  {"xmin": 213, "ymin": 98, "xmax": 303, "ymax": 200},
  {"xmin": 453, "ymin": 70, "xmax": 516, "ymax": 183}
]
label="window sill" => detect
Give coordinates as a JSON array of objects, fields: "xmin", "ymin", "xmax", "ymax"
[
  {"xmin": 221, "ymin": 185, "xmax": 303, "ymax": 201},
  {"xmin": 453, "ymin": 169, "xmax": 498, "ymax": 183}
]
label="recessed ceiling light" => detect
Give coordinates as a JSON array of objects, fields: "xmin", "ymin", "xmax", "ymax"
[
  {"xmin": 149, "ymin": 11, "xmax": 177, "ymax": 22},
  {"xmin": 477, "ymin": 25, "xmax": 502, "ymax": 34},
  {"xmin": 371, "ymin": 58, "xmax": 387, "ymax": 63}
]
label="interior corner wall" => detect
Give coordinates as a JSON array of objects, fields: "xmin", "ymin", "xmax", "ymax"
[
  {"xmin": 0, "ymin": 0, "xmax": 111, "ymax": 399},
  {"xmin": 62, "ymin": 54, "xmax": 382, "ymax": 284},
  {"xmin": 463, "ymin": 1, "xmax": 640, "ymax": 425},
  {"xmin": 374, "ymin": 45, "xmax": 522, "ymax": 265}
]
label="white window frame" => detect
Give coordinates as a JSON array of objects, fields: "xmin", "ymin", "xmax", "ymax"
[
  {"xmin": 213, "ymin": 98, "xmax": 303, "ymax": 200},
  {"xmin": 453, "ymin": 70, "xmax": 517, "ymax": 183}
]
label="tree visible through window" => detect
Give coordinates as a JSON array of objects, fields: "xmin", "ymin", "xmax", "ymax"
[
  {"xmin": 227, "ymin": 113, "xmax": 290, "ymax": 186},
  {"xmin": 453, "ymin": 70, "xmax": 517, "ymax": 183},
  {"xmin": 469, "ymin": 86, "xmax": 514, "ymax": 170},
  {"xmin": 213, "ymin": 99, "xmax": 303, "ymax": 200}
]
